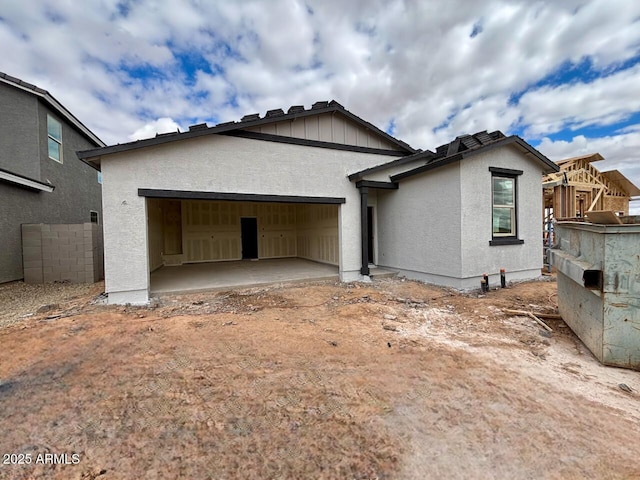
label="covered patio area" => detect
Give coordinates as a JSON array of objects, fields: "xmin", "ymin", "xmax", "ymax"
[{"xmin": 150, "ymin": 258, "xmax": 339, "ymax": 294}]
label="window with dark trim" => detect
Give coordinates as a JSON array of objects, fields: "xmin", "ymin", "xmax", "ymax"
[
  {"xmin": 489, "ymin": 167, "xmax": 524, "ymax": 246},
  {"xmin": 47, "ymin": 115, "xmax": 63, "ymax": 163},
  {"xmin": 90, "ymin": 211, "xmax": 99, "ymax": 224}
]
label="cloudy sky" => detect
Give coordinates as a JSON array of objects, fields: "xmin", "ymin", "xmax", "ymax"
[{"xmin": 1, "ymin": 0, "xmax": 639, "ymax": 207}]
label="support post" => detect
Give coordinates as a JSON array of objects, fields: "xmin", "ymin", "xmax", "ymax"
[{"xmin": 359, "ymin": 186, "xmax": 369, "ymax": 276}]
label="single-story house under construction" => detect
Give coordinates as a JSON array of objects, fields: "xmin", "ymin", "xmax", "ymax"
[{"xmin": 78, "ymin": 101, "xmax": 559, "ymax": 304}]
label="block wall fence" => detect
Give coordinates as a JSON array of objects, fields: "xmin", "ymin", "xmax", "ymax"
[{"xmin": 21, "ymin": 223, "xmax": 104, "ymax": 284}]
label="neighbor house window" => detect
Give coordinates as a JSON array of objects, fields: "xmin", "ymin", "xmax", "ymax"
[
  {"xmin": 90, "ymin": 211, "xmax": 99, "ymax": 224},
  {"xmin": 97, "ymin": 171, "xmax": 102, "ymax": 184},
  {"xmin": 47, "ymin": 115, "xmax": 62, "ymax": 163},
  {"xmin": 489, "ymin": 167, "xmax": 524, "ymax": 246}
]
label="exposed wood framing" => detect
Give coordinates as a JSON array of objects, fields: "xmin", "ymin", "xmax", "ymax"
[{"xmin": 543, "ymin": 153, "xmax": 637, "ymax": 222}]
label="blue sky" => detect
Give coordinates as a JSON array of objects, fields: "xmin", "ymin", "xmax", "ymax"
[{"xmin": 1, "ymin": 0, "xmax": 639, "ymax": 209}]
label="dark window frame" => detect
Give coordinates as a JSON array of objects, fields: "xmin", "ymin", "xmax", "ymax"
[{"xmin": 489, "ymin": 167, "xmax": 524, "ymax": 246}]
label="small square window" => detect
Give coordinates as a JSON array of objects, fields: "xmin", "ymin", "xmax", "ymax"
[
  {"xmin": 90, "ymin": 211, "xmax": 99, "ymax": 224},
  {"xmin": 47, "ymin": 115, "xmax": 63, "ymax": 163}
]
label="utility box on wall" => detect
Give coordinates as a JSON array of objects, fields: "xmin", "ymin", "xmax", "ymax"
[
  {"xmin": 551, "ymin": 219, "xmax": 640, "ymax": 370},
  {"xmin": 21, "ymin": 223, "xmax": 104, "ymax": 284}
]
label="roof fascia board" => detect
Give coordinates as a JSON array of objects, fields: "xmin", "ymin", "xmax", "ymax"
[
  {"xmin": 391, "ymin": 136, "xmax": 559, "ymax": 182},
  {"xmin": 0, "ymin": 167, "xmax": 55, "ymax": 192},
  {"xmin": 391, "ymin": 153, "xmax": 463, "ymax": 182},
  {"xmin": 223, "ymin": 130, "xmax": 408, "ymax": 156},
  {"xmin": 138, "ymin": 189, "xmax": 346, "ymax": 204},
  {"xmin": 348, "ymin": 149, "xmax": 434, "ymax": 181},
  {"xmin": 78, "ymin": 126, "xmax": 215, "ymax": 159},
  {"xmin": 355, "ymin": 180, "xmax": 399, "ymax": 189},
  {"xmin": 78, "ymin": 104, "xmax": 415, "ymax": 161}
]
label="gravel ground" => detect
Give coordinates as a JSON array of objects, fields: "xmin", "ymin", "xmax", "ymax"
[{"xmin": 0, "ymin": 281, "xmax": 104, "ymax": 328}]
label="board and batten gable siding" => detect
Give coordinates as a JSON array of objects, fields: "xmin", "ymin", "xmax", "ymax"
[
  {"xmin": 101, "ymin": 134, "xmax": 400, "ymax": 304},
  {"xmin": 243, "ymin": 112, "xmax": 399, "ymax": 151},
  {"xmin": 376, "ymin": 162, "xmax": 463, "ymax": 283},
  {"xmin": 459, "ymin": 144, "xmax": 545, "ymax": 284}
]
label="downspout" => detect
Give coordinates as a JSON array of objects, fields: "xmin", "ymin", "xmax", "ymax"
[{"xmin": 359, "ymin": 185, "xmax": 370, "ymax": 276}]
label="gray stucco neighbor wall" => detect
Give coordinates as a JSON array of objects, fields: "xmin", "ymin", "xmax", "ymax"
[
  {"xmin": 0, "ymin": 84, "xmax": 40, "ymax": 179},
  {"xmin": 0, "ymin": 81, "xmax": 103, "ymax": 283}
]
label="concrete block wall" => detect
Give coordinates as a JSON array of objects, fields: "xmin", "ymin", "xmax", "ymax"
[{"xmin": 21, "ymin": 223, "xmax": 103, "ymax": 283}]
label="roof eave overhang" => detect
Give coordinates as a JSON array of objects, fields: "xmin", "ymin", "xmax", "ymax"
[
  {"xmin": 347, "ymin": 149, "xmax": 433, "ymax": 182},
  {"xmin": 78, "ymin": 104, "xmax": 416, "ymax": 162},
  {"xmin": 390, "ymin": 136, "xmax": 559, "ymax": 182},
  {"xmin": 0, "ymin": 168, "xmax": 55, "ymax": 192}
]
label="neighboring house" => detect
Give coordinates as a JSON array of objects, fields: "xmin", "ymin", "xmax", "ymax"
[
  {"xmin": 78, "ymin": 101, "xmax": 558, "ymax": 305},
  {"xmin": 0, "ymin": 72, "xmax": 105, "ymax": 283},
  {"xmin": 543, "ymin": 153, "xmax": 640, "ymax": 219}
]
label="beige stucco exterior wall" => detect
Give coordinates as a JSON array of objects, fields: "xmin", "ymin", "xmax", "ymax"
[{"xmin": 101, "ymin": 134, "xmax": 400, "ymax": 304}]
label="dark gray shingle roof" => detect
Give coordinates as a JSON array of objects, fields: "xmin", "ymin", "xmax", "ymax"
[{"xmin": 349, "ymin": 130, "xmax": 559, "ymax": 181}]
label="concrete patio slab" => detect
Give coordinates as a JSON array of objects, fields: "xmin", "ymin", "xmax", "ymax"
[{"xmin": 150, "ymin": 258, "xmax": 339, "ymax": 294}]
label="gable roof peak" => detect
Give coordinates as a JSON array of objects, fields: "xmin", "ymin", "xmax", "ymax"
[
  {"xmin": 79, "ymin": 99, "xmax": 416, "ymax": 162},
  {"xmin": 0, "ymin": 71, "xmax": 104, "ymax": 147}
]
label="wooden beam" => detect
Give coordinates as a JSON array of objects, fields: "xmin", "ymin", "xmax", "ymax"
[{"xmin": 588, "ymin": 187, "xmax": 605, "ymax": 211}]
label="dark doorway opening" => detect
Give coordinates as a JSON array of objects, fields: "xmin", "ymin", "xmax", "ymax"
[
  {"xmin": 367, "ymin": 206, "xmax": 374, "ymax": 264},
  {"xmin": 241, "ymin": 217, "xmax": 258, "ymax": 259}
]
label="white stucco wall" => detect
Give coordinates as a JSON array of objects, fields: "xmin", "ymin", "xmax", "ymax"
[
  {"xmin": 459, "ymin": 144, "xmax": 545, "ymax": 287},
  {"xmin": 101, "ymin": 134, "xmax": 400, "ymax": 303},
  {"xmin": 374, "ymin": 144, "xmax": 546, "ymax": 289},
  {"xmin": 376, "ymin": 163, "xmax": 463, "ymax": 283}
]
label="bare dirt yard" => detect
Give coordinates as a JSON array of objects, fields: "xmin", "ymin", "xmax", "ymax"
[{"xmin": 0, "ymin": 276, "xmax": 639, "ymax": 480}]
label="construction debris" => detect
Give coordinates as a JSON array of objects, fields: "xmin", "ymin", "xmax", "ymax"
[
  {"xmin": 503, "ymin": 309, "xmax": 554, "ymax": 332},
  {"xmin": 619, "ymin": 384, "xmax": 633, "ymax": 394}
]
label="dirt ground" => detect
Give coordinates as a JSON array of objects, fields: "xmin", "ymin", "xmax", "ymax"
[{"xmin": 0, "ymin": 276, "xmax": 639, "ymax": 480}]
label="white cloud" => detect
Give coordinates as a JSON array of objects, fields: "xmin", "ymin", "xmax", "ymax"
[
  {"xmin": 129, "ymin": 118, "xmax": 183, "ymax": 141},
  {"xmin": 0, "ymin": 0, "xmax": 639, "ymax": 154},
  {"xmin": 518, "ymin": 64, "xmax": 640, "ymax": 137},
  {"xmin": 537, "ymin": 129, "xmax": 640, "ymax": 213}
]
